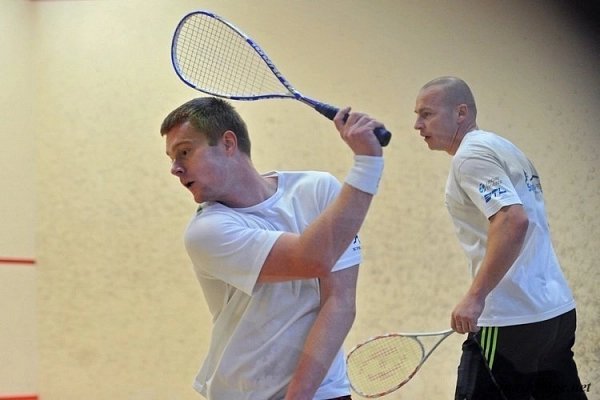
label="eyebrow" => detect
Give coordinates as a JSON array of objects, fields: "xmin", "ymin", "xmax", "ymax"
[
  {"xmin": 166, "ymin": 139, "xmax": 193, "ymax": 158},
  {"xmin": 415, "ymin": 106, "xmax": 432, "ymax": 114}
]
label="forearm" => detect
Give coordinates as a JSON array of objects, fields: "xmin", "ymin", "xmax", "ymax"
[
  {"xmin": 468, "ymin": 205, "xmax": 528, "ymax": 300},
  {"xmin": 284, "ymin": 297, "xmax": 355, "ymax": 400},
  {"xmin": 452, "ymin": 205, "xmax": 528, "ymax": 332},
  {"xmin": 298, "ymin": 153, "xmax": 384, "ymax": 273},
  {"xmin": 259, "ymin": 109, "xmax": 385, "ymax": 282},
  {"xmin": 299, "ymin": 183, "xmax": 374, "ymax": 271},
  {"xmin": 301, "ymin": 112, "xmax": 385, "ymax": 272},
  {"xmin": 285, "ymin": 267, "xmax": 358, "ymax": 399},
  {"xmin": 259, "ymin": 158, "xmax": 382, "ymax": 282}
]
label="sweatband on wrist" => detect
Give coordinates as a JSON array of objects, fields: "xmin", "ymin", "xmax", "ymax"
[{"xmin": 344, "ymin": 155, "xmax": 384, "ymax": 195}]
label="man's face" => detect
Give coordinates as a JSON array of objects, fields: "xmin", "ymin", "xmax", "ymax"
[
  {"xmin": 165, "ymin": 121, "xmax": 227, "ymax": 204},
  {"xmin": 414, "ymin": 85, "xmax": 459, "ymax": 153}
]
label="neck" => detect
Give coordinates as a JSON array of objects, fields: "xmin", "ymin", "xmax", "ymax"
[
  {"xmin": 448, "ymin": 122, "xmax": 478, "ymax": 155},
  {"xmin": 221, "ymin": 163, "xmax": 278, "ymax": 208}
]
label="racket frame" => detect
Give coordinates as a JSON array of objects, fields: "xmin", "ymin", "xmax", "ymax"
[
  {"xmin": 171, "ymin": 10, "xmax": 322, "ymax": 106},
  {"xmin": 346, "ymin": 329, "xmax": 454, "ymax": 398},
  {"xmin": 170, "ymin": 10, "xmax": 391, "ymax": 146}
]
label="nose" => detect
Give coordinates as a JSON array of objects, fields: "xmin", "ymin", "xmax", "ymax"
[
  {"xmin": 170, "ymin": 160, "xmax": 184, "ymax": 176},
  {"xmin": 414, "ymin": 117, "xmax": 423, "ymax": 131}
]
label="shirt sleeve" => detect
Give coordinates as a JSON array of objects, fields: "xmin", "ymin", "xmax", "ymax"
[
  {"xmin": 455, "ymin": 151, "xmax": 522, "ymax": 219},
  {"xmin": 184, "ymin": 210, "xmax": 283, "ymax": 295},
  {"xmin": 332, "ymin": 234, "xmax": 362, "ymax": 272}
]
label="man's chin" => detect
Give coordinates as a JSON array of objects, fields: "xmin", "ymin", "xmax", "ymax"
[{"xmin": 192, "ymin": 192, "xmax": 204, "ymax": 203}]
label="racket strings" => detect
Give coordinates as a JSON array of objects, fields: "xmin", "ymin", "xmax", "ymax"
[
  {"xmin": 174, "ymin": 14, "xmax": 287, "ymax": 97},
  {"xmin": 347, "ymin": 335, "xmax": 424, "ymax": 397}
]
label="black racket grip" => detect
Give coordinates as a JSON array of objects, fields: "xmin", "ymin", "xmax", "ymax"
[{"xmin": 314, "ymin": 102, "xmax": 391, "ymax": 147}]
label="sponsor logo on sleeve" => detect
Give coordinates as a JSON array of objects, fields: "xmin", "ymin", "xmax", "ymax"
[{"xmin": 479, "ymin": 177, "xmax": 507, "ymax": 203}]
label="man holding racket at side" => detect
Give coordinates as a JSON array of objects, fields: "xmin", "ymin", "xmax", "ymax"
[
  {"xmin": 161, "ymin": 97, "xmax": 385, "ymax": 400},
  {"xmin": 414, "ymin": 76, "xmax": 587, "ymax": 399}
]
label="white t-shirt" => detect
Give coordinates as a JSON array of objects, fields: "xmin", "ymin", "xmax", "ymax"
[
  {"xmin": 184, "ymin": 171, "xmax": 361, "ymax": 399},
  {"xmin": 445, "ymin": 130, "xmax": 575, "ymax": 326}
]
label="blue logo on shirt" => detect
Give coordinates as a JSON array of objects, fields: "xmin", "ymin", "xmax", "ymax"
[
  {"xmin": 352, "ymin": 235, "xmax": 361, "ymax": 251},
  {"xmin": 524, "ymin": 170, "xmax": 542, "ymax": 193},
  {"xmin": 483, "ymin": 187, "xmax": 507, "ymax": 203},
  {"xmin": 479, "ymin": 176, "xmax": 506, "ymax": 203}
]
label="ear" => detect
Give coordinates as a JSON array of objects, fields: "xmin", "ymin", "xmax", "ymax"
[
  {"xmin": 222, "ymin": 130, "xmax": 238, "ymax": 154},
  {"xmin": 456, "ymin": 104, "xmax": 468, "ymax": 122}
]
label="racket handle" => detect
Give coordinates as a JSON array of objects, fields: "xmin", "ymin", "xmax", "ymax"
[{"xmin": 314, "ymin": 102, "xmax": 392, "ymax": 147}]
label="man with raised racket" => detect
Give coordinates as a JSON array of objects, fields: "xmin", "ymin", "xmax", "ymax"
[{"xmin": 161, "ymin": 97, "xmax": 385, "ymax": 399}]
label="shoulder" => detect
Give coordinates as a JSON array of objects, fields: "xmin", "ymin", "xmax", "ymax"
[
  {"xmin": 460, "ymin": 130, "xmax": 518, "ymax": 151},
  {"xmin": 278, "ymin": 170, "xmax": 340, "ymax": 190},
  {"xmin": 187, "ymin": 202, "xmax": 239, "ymax": 234},
  {"xmin": 277, "ymin": 170, "xmax": 336, "ymax": 181},
  {"xmin": 458, "ymin": 130, "xmax": 495, "ymax": 150},
  {"xmin": 184, "ymin": 203, "xmax": 256, "ymax": 254},
  {"xmin": 451, "ymin": 131, "xmax": 503, "ymax": 177},
  {"xmin": 455, "ymin": 130, "xmax": 504, "ymax": 162},
  {"xmin": 274, "ymin": 171, "xmax": 341, "ymax": 209}
]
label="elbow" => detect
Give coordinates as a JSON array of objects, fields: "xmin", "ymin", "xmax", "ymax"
[
  {"xmin": 311, "ymin": 259, "xmax": 336, "ymax": 279},
  {"xmin": 299, "ymin": 250, "xmax": 338, "ymax": 278}
]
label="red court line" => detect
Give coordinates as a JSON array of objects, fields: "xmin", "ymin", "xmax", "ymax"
[
  {"xmin": 0, "ymin": 396, "xmax": 38, "ymax": 400},
  {"xmin": 0, "ymin": 257, "xmax": 36, "ymax": 265}
]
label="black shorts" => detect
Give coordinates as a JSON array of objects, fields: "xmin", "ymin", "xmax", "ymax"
[{"xmin": 455, "ymin": 309, "xmax": 587, "ymax": 400}]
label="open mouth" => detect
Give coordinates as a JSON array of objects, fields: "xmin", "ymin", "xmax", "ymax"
[{"xmin": 184, "ymin": 181, "xmax": 194, "ymax": 189}]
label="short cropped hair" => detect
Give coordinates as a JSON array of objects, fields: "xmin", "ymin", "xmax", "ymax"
[
  {"xmin": 423, "ymin": 76, "xmax": 477, "ymax": 117},
  {"xmin": 160, "ymin": 97, "xmax": 251, "ymax": 156}
]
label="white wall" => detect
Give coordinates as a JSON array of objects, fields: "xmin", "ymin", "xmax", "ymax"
[
  {"xmin": 0, "ymin": 0, "xmax": 38, "ymax": 397},
  {"xmin": 1, "ymin": 1, "xmax": 597, "ymax": 399}
]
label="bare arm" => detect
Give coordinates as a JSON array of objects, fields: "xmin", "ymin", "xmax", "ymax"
[
  {"xmin": 258, "ymin": 184, "xmax": 373, "ymax": 282},
  {"xmin": 258, "ymin": 108, "xmax": 384, "ymax": 283},
  {"xmin": 451, "ymin": 204, "xmax": 529, "ymax": 333},
  {"xmin": 284, "ymin": 266, "xmax": 358, "ymax": 399}
]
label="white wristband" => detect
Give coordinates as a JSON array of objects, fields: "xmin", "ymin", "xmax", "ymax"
[{"xmin": 344, "ymin": 155, "xmax": 384, "ymax": 195}]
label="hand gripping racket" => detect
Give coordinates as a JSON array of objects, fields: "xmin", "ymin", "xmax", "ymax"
[
  {"xmin": 171, "ymin": 10, "xmax": 391, "ymax": 146},
  {"xmin": 346, "ymin": 329, "xmax": 454, "ymax": 398}
]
